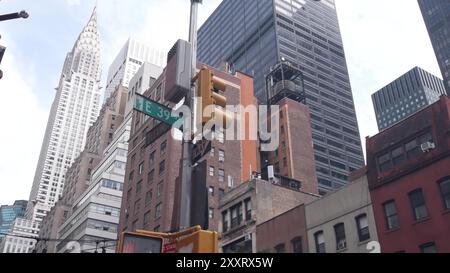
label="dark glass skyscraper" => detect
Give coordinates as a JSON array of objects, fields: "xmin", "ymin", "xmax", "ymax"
[
  {"xmin": 372, "ymin": 67, "xmax": 446, "ymax": 131},
  {"xmin": 198, "ymin": 0, "xmax": 365, "ymax": 193},
  {"xmin": 418, "ymin": 0, "xmax": 450, "ymax": 95}
]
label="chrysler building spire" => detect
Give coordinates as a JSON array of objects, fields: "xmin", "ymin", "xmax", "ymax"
[{"xmin": 26, "ymin": 8, "xmax": 103, "ymax": 223}]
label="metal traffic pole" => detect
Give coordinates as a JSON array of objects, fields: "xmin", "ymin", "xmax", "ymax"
[{"xmin": 179, "ymin": 0, "xmax": 202, "ymax": 230}]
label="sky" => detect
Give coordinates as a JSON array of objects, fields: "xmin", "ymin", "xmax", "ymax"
[{"xmin": 0, "ymin": 0, "xmax": 441, "ymax": 205}]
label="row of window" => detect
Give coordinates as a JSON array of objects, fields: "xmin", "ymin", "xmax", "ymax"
[
  {"xmin": 383, "ymin": 178, "xmax": 450, "ymax": 231},
  {"xmin": 222, "ymin": 199, "xmax": 252, "ymax": 232},
  {"xmin": 377, "ymin": 132, "xmax": 433, "ymax": 173},
  {"xmin": 314, "ymin": 214, "xmax": 370, "ymax": 253}
]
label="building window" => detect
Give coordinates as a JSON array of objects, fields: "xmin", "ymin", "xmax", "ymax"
[
  {"xmin": 159, "ymin": 160, "xmax": 166, "ymax": 175},
  {"xmin": 134, "ymin": 200, "xmax": 141, "ymax": 216},
  {"xmin": 218, "ymin": 169, "xmax": 225, "ymax": 182},
  {"xmin": 420, "ymin": 242, "xmax": 436, "ymax": 253},
  {"xmin": 438, "ymin": 178, "xmax": 450, "ymax": 210},
  {"xmin": 149, "ymin": 151, "xmax": 155, "ymax": 165},
  {"xmin": 291, "ymin": 237, "xmax": 303, "ymax": 253},
  {"xmin": 230, "ymin": 203, "xmax": 243, "ymax": 229},
  {"xmin": 157, "ymin": 182, "xmax": 163, "ymax": 198},
  {"xmin": 209, "ymin": 208, "xmax": 214, "ymax": 219},
  {"xmin": 244, "ymin": 198, "xmax": 252, "ymax": 221},
  {"xmin": 314, "ymin": 231, "xmax": 326, "ymax": 253},
  {"xmin": 138, "ymin": 162, "xmax": 144, "ymax": 175},
  {"xmin": 160, "ymin": 141, "xmax": 167, "ymax": 156},
  {"xmin": 136, "ymin": 180, "xmax": 142, "ymax": 195},
  {"xmin": 355, "ymin": 214, "xmax": 370, "ymax": 242},
  {"xmin": 145, "ymin": 190, "xmax": 153, "ymax": 206},
  {"xmin": 392, "ymin": 146, "xmax": 406, "ymax": 166},
  {"xmin": 143, "ymin": 211, "xmax": 151, "ymax": 230},
  {"xmin": 405, "ymin": 139, "xmax": 421, "ymax": 159},
  {"xmin": 219, "ymin": 150, "xmax": 225, "ymax": 163},
  {"xmin": 210, "ymin": 147, "xmax": 215, "ymax": 157},
  {"xmin": 129, "ymin": 171, "xmax": 134, "ymax": 182},
  {"xmin": 127, "ymin": 189, "xmax": 132, "ymax": 202},
  {"xmin": 409, "ymin": 189, "xmax": 428, "ymax": 221},
  {"xmin": 209, "ymin": 186, "xmax": 214, "ymax": 196},
  {"xmin": 383, "ymin": 200, "xmax": 399, "ymax": 230},
  {"xmin": 334, "ymin": 223, "xmax": 347, "ymax": 251},
  {"xmin": 147, "ymin": 170, "xmax": 154, "ymax": 185},
  {"xmin": 209, "ymin": 166, "xmax": 215, "ymax": 177},
  {"xmin": 222, "ymin": 211, "xmax": 229, "ymax": 232},
  {"xmin": 155, "ymin": 203, "xmax": 162, "ymax": 220},
  {"xmin": 377, "ymin": 153, "xmax": 392, "ymax": 173},
  {"xmin": 274, "ymin": 243, "xmax": 285, "ymax": 253},
  {"xmin": 219, "ymin": 189, "xmax": 225, "ymax": 200}
]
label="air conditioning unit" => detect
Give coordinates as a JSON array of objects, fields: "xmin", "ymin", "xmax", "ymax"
[
  {"xmin": 244, "ymin": 234, "xmax": 252, "ymax": 242},
  {"xmin": 337, "ymin": 240, "xmax": 347, "ymax": 250},
  {"xmin": 421, "ymin": 142, "xmax": 436, "ymax": 153}
]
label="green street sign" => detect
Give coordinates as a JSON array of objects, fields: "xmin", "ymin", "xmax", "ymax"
[{"xmin": 134, "ymin": 94, "xmax": 181, "ymax": 128}]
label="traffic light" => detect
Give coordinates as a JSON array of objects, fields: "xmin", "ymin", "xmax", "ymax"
[
  {"xmin": 196, "ymin": 68, "xmax": 233, "ymax": 128},
  {"xmin": 118, "ymin": 232, "xmax": 164, "ymax": 253}
]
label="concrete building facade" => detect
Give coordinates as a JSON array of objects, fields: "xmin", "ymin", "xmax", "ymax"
[
  {"xmin": 0, "ymin": 218, "xmax": 39, "ymax": 253},
  {"xmin": 56, "ymin": 120, "xmax": 130, "ymax": 253},
  {"xmin": 256, "ymin": 204, "xmax": 308, "ymax": 253},
  {"xmin": 104, "ymin": 38, "xmax": 166, "ymax": 101},
  {"xmin": 219, "ymin": 178, "xmax": 318, "ymax": 253},
  {"xmin": 305, "ymin": 171, "xmax": 378, "ymax": 253}
]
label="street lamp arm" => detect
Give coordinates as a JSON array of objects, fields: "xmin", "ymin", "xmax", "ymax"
[{"xmin": 0, "ymin": 10, "xmax": 29, "ymax": 22}]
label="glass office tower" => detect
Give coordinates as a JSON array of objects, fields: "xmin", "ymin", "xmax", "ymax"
[
  {"xmin": 418, "ymin": 0, "xmax": 450, "ymax": 96},
  {"xmin": 198, "ymin": 0, "xmax": 364, "ymax": 194},
  {"xmin": 0, "ymin": 200, "xmax": 27, "ymax": 238}
]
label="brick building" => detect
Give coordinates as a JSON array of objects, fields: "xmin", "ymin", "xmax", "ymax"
[
  {"xmin": 366, "ymin": 95, "xmax": 450, "ymax": 253},
  {"xmin": 119, "ymin": 64, "xmax": 259, "ymax": 234}
]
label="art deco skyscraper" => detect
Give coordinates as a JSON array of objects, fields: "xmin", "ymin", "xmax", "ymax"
[
  {"xmin": 418, "ymin": 0, "xmax": 450, "ymax": 95},
  {"xmin": 198, "ymin": 0, "xmax": 365, "ymax": 194},
  {"xmin": 27, "ymin": 8, "xmax": 102, "ymax": 223}
]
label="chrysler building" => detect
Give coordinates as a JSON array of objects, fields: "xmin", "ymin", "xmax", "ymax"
[{"xmin": 26, "ymin": 8, "xmax": 102, "ymax": 223}]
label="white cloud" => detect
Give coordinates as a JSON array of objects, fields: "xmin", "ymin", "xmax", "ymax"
[{"xmin": 0, "ymin": 37, "xmax": 47, "ymax": 205}]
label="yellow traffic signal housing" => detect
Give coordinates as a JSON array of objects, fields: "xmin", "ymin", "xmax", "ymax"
[
  {"xmin": 118, "ymin": 231, "xmax": 164, "ymax": 253},
  {"xmin": 196, "ymin": 68, "xmax": 233, "ymax": 128},
  {"xmin": 117, "ymin": 226, "xmax": 218, "ymax": 253}
]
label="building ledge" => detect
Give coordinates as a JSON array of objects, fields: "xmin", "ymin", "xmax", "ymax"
[
  {"xmin": 384, "ymin": 227, "xmax": 401, "ymax": 235},
  {"xmin": 412, "ymin": 216, "xmax": 431, "ymax": 226}
]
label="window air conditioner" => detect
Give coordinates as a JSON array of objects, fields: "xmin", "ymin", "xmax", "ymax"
[{"xmin": 421, "ymin": 142, "xmax": 436, "ymax": 153}]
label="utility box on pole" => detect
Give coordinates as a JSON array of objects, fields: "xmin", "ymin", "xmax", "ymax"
[{"xmin": 164, "ymin": 39, "xmax": 192, "ymax": 103}]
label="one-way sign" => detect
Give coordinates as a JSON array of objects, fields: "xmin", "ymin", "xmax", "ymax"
[{"xmin": 134, "ymin": 93, "xmax": 181, "ymax": 128}]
